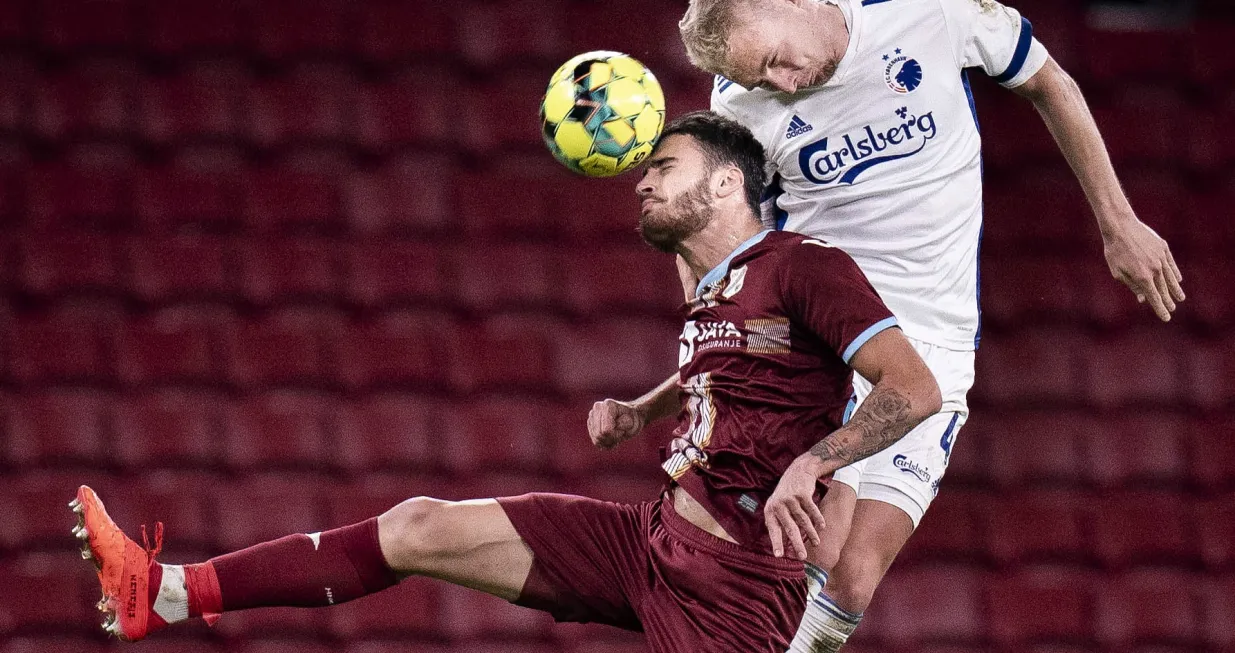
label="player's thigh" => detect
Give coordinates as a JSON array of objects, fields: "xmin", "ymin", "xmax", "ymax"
[
  {"xmin": 805, "ymin": 481, "xmax": 857, "ymax": 576},
  {"xmin": 377, "ymin": 497, "xmax": 532, "ymax": 601}
]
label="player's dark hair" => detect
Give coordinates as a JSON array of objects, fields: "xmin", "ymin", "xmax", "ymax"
[{"xmin": 658, "ymin": 110, "xmax": 767, "ymax": 220}]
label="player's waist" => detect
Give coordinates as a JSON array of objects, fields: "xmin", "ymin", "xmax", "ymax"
[{"xmin": 671, "ymin": 485, "xmax": 738, "ymax": 544}]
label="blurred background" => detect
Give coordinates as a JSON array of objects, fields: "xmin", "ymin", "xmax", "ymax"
[{"xmin": 0, "ymin": 0, "xmax": 1231, "ymax": 652}]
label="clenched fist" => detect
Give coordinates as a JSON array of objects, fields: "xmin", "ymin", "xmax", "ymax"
[{"xmin": 586, "ymin": 399, "xmax": 646, "ymax": 450}]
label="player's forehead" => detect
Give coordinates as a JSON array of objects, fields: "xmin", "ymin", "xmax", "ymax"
[
  {"xmin": 648, "ymin": 134, "xmax": 706, "ymax": 168},
  {"xmin": 720, "ymin": 7, "xmax": 780, "ymax": 83}
]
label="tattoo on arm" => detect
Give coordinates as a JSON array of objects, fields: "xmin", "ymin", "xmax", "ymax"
[{"xmin": 810, "ymin": 384, "xmax": 915, "ymax": 468}]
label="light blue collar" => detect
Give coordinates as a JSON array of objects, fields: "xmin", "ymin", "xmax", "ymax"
[{"xmin": 694, "ymin": 230, "xmax": 772, "ymax": 298}]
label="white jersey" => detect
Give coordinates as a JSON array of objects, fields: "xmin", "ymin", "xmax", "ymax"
[{"xmin": 712, "ymin": 0, "xmax": 1049, "ymax": 350}]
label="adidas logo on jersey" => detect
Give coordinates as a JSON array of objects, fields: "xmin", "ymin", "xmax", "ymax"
[{"xmin": 786, "ymin": 115, "xmax": 814, "ymax": 139}]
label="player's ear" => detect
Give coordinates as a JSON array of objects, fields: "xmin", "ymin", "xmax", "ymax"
[{"xmin": 713, "ymin": 165, "xmax": 744, "ymax": 200}]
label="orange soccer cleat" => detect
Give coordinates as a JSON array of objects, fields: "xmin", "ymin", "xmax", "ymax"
[{"xmin": 70, "ymin": 485, "xmax": 167, "ymax": 641}]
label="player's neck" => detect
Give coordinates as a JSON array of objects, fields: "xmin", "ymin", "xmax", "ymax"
[{"xmin": 677, "ymin": 211, "xmax": 764, "ymax": 282}]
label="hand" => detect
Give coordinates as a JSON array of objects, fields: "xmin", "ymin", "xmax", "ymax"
[
  {"xmin": 586, "ymin": 399, "xmax": 645, "ymax": 450},
  {"xmin": 764, "ymin": 453, "xmax": 828, "ymax": 560},
  {"xmin": 1102, "ymin": 217, "xmax": 1185, "ymax": 322}
]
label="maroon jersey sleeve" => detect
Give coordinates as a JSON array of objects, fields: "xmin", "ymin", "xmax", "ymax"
[{"xmin": 780, "ymin": 238, "xmax": 898, "ymax": 364}]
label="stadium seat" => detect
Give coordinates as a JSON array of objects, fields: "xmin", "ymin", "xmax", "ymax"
[
  {"xmin": 1189, "ymin": 23, "xmax": 1235, "ymax": 86},
  {"xmin": 1088, "ymin": 491, "xmax": 1197, "ymax": 569},
  {"xmin": 452, "ymin": 164, "xmax": 559, "ymax": 239},
  {"xmin": 110, "ymin": 390, "xmax": 221, "ymax": 470},
  {"xmin": 247, "ymin": 0, "xmax": 348, "ymax": 60},
  {"xmin": 334, "ymin": 393, "xmax": 442, "ymax": 473},
  {"xmin": 0, "ymin": 1, "xmax": 22, "ymax": 46},
  {"xmin": 34, "ymin": 0, "xmax": 133, "ymax": 51},
  {"xmin": 1090, "ymin": 88, "xmax": 1187, "ymax": 166},
  {"xmin": 447, "ymin": 243, "xmax": 557, "ymax": 313},
  {"xmin": 901, "ymin": 489, "xmax": 988, "ymax": 564},
  {"xmin": 984, "ymin": 489, "xmax": 1090, "ymax": 565},
  {"xmin": 868, "ymin": 565, "xmax": 985, "ymax": 645},
  {"xmin": 242, "ymin": 168, "xmax": 342, "ymax": 235},
  {"xmin": 1081, "ymin": 330, "xmax": 1183, "ymax": 409},
  {"xmin": 31, "ymin": 59, "xmax": 136, "ymax": 141},
  {"xmin": 971, "ymin": 328, "xmax": 1086, "ymax": 408},
  {"xmin": 223, "ymin": 391, "xmax": 334, "ymax": 471},
  {"xmin": 1188, "ymin": 415, "xmax": 1235, "ymax": 491},
  {"xmin": 140, "ymin": 0, "xmax": 241, "ymax": 56},
  {"xmin": 1082, "ymin": 413, "xmax": 1187, "ymax": 489},
  {"xmin": 23, "ymin": 163, "xmax": 132, "ymax": 230},
  {"xmin": 455, "ymin": 0, "xmax": 567, "ymax": 67},
  {"xmin": 102, "ymin": 473, "xmax": 217, "ymax": 553},
  {"xmin": 239, "ymin": 237, "xmax": 340, "ymax": 305},
  {"xmin": 548, "ymin": 175, "xmax": 644, "ymax": 242},
  {"xmin": 335, "ymin": 311, "xmax": 463, "ymax": 391},
  {"xmin": 438, "ymin": 582, "xmax": 555, "ymax": 641},
  {"xmin": 0, "ymin": 54, "xmax": 33, "ymax": 135},
  {"xmin": 977, "ymin": 410, "xmax": 1086, "ymax": 487},
  {"xmin": 133, "ymin": 165, "xmax": 241, "ymax": 233},
  {"xmin": 1095, "ymin": 569, "xmax": 1202, "ymax": 648},
  {"xmin": 1120, "ymin": 168, "xmax": 1188, "ymax": 253},
  {"xmin": 439, "ymin": 397, "xmax": 552, "ymax": 474},
  {"xmin": 979, "ymin": 255, "xmax": 1082, "ymax": 328},
  {"xmin": 222, "ymin": 308, "xmax": 340, "ymax": 388},
  {"xmin": 459, "ymin": 69, "xmax": 553, "ymax": 153},
  {"xmin": 1179, "ymin": 257, "xmax": 1235, "ymax": 329},
  {"xmin": 237, "ymin": 640, "xmax": 337, "ymax": 653},
  {"xmin": 344, "ymin": 154, "xmax": 456, "ymax": 237},
  {"xmin": 0, "ymin": 471, "xmax": 103, "ymax": 552},
  {"xmin": 125, "ymin": 234, "xmax": 232, "ymax": 302},
  {"xmin": 214, "ymin": 476, "xmax": 329, "ymax": 551},
  {"xmin": 547, "ymin": 396, "xmax": 670, "ymax": 477},
  {"xmin": 137, "ymin": 62, "xmax": 246, "ymax": 145},
  {"xmin": 345, "ymin": 240, "xmax": 445, "ymax": 308},
  {"xmin": 1200, "ymin": 575, "xmax": 1235, "ymax": 649},
  {"xmin": 981, "ymin": 167, "xmax": 1093, "ymax": 253},
  {"xmin": 353, "ymin": 66, "xmax": 456, "ymax": 151},
  {"xmin": 246, "ymin": 64, "xmax": 354, "ymax": 148},
  {"xmin": 354, "ymin": 0, "xmax": 454, "ymax": 62},
  {"xmin": 344, "ymin": 643, "xmax": 456, "ymax": 653},
  {"xmin": 6, "ymin": 310, "xmax": 109, "ymax": 384},
  {"xmin": 986, "ymin": 566, "xmax": 1099, "ymax": 646},
  {"xmin": 1185, "ymin": 338, "xmax": 1235, "ymax": 412},
  {"xmin": 113, "ymin": 307, "xmax": 222, "ymax": 385},
  {"xmin": 563, "ymin": 0, "xmax": 691, "ymax": 74},
  {"xmin": 454, "ymin": 314, "xmax": 557, "ymax": 391},
  {"xmin": 560, "ymin": 245, "xmax": 684, "ymax": 316},
  {"xmin": 0, "ymin": 553, "xmax": 96, "ymax": 636},
  {"xmin": 328, "ymin": 576, "xmax": 444, "ymax": 640},
  {"xmin": 1082, "ymin": 27, "xmax": 1185, "ymax": 83},
  {"xmin": 2, "ymin": 639, "xmax": 127, "ymax": 653},
  {"xmin": 1197, "ymin": 496, "xmax": 1235, "ymax": 570},
  {"xmin": 551, "ymin": 317, "xmax": 680, "ymax": 395},
  {"xmin": 15, "ymin": 231, "xmax": 121, "ymax": 297}
]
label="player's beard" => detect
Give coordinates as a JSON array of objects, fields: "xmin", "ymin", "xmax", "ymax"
[{"xmin": 639, "ymin": 177, "xmax": 715, "ymax": 253}]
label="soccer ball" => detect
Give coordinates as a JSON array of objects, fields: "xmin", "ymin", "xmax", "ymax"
[{"xmin": 540, "ymin": 51, "xmax": 666, "ymax": 177}]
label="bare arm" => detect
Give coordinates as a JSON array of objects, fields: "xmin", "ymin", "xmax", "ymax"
[
  {"xmin": 586, "ymin": 374, "xmax": 679, "ymax": 449},
  {"xmin": 1011, "ymin": 57, "xmax": 1185, "ymax": 321}
]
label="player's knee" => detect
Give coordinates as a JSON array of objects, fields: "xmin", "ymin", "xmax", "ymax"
[
  {"xmin": 378, "ymin": 496, "xmax": 455, "ymax": 568},
  {"xmin": 828, "ymin": 553, "xmax": 888, "ymax": 613}
]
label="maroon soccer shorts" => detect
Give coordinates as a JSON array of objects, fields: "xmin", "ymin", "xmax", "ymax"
[{"xmin": 496, "ymin": 492, "xmax": 807, "ymax": 653}]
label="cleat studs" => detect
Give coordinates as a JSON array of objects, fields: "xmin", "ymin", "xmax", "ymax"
[
  {"xmin": 80, "ymin": 547, "xmax": 93, "ymax": 560},
  {"xmin": 69, "ymin": 497, "xmax": 82, "ymax": 512},
  {"xmin": 96, "ymin": 597, "xmax": 108, "ymax": 612},
  {"xmin": 75, "ymin": 527, "xmax": 88, "ymax": 541}
]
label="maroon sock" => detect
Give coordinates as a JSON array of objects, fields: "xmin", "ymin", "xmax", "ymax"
[{"xmin": 208, "ymin": 517, "xmax": 398, "ymax": 611}]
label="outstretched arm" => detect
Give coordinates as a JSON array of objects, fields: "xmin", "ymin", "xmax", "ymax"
[
  {"xmin": 764, "ymin": 327, "xmax": 941, "ymax": 558},
  {"xmin": 586, "ymin": 374, "xmax": 680, "ymax": 450},
  {"xmin": 1012, "ymin": 56, "xmax": 1185, "ymax": 321}
]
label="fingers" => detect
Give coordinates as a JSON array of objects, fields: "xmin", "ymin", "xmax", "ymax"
[
  {"xmin": 1154, "ymin": 270, "xmax": 1176, "ymax": 315},
  {"xmin": 1165, "ymin": 252, "xmax": 1186, "ymax": 303},
  {"xmin": 1123, "ymin": 271, "xmax": 1170, "ymax": 322},
  {"xmin": 765, "ymin": 511, "xmax": 785, "ymax": 558},
  {"xmin": 804, "ymin": 497, "xmax": 827, "ymax": 543}
]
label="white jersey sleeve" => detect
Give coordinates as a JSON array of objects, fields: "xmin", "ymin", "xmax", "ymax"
[{"xmin": 938, "ymin": 0, "xmax": 1049, "ymax": 87}]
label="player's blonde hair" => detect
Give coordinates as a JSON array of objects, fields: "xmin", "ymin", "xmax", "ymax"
[{"xmin": 678, "ymin": 0, "xmax": 755, "ymax": 76}]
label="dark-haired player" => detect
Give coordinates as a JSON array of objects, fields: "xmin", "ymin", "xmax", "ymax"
[{"xmin": 70, "ymin": 110, "xmax": 939, "ymax": 652}]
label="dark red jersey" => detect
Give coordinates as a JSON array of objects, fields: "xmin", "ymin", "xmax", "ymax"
[{"xmin": 664, "ymin": 230, "xmax": 897, "ymax": 553}]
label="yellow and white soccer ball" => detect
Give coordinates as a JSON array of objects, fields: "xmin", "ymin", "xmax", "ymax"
[{"xmin": 540, "ymin": 51, "xmax": 666, "ymax": 177}]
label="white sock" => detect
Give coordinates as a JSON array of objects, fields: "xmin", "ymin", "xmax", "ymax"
[
  {"xmin": 804, "ymin": 562, "xmax": 829, "ymax": 602},
  {"xmin": 152, "ymin": 564, "xmax": 190, "ymax": 624},
  {"xmin": 788, "ymin": 592, "xmax": 862, "ymax": 653}
]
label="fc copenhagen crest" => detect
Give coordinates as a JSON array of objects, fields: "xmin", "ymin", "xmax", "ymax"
[{"xmin": 883, "ymin": 48, "xmax": 923, "ymax": 94}]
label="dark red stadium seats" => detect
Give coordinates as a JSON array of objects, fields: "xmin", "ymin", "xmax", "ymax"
[
  {"xmin": 114, "ymin": 307, "xmax": 222, "ymax": 385},
  {"xmin": 455, "ymin": 314, "xmax": 557, "ymax": 391},
  {"xmin": 439, "ymin": 397, "xmax": 552, "ymax": 474},
  {"xmin": 237, "ymin": 640, "xmax": 337, "ymax": 653},
  {"xmin": 448, "ymin": 243, "xmax": 557, "ymax": 313},
  {"xmin": 336, "ymin": 311, "xmax": 463, "ymax": 390},
  {"xmin": 1189, "ymin": 24, "xmax": 1235, "ymax": 86},
  {"xmin": 455, "ymin": 0, "xmax": 567, "ymax": 67},
  {"xmin": 1185, "ymin": 338, "xmax": 1235, "ymax": 412},
  {"xmin": 344, "ymin": 643, "xmax": 456, "ymax": 653},
  {"xmin": 0, "ymin": 472, "xmax": 98, "ymax": 552},
  {"xmin": 214, "ymin": 476, "xmax": 328, "ymax": 551},
  {"xmin": 564, "ymin": 0, "xmax": 690, "ymax": 74},
  {"xmin": 3, "ymin": 639, "xmax": 137, "ymax": 653},
  {"xmin": 454, "ymin": 164, "xmax": 559, "ymax": 239},
  {"xmin": 0, "ymin": 54, "xmax": 33, "ymax": 135},
  {"xmin": 986, "ymin": 566, "xmax": 1098, "ymax": 646},
  {"xmin": 34, "ymin": 0, "xmax": 134, "ymax": 51},
  {"xmin": 138, "ymin": 62, "xmax": 246, "ymax": 144},
  {"xmin": 141, "ymin": 0, "xmax": 241, "ymax": 56},
  {"xmin": 243, "ymin": 168, "xmax": 342, "ymax": 235},
  {"xmin": 247, "ymin": 0, "xmax": 348, "ymax": 60},
  {"xmin": 1082, "ymin": 414, "xmax": 1187, "ymax": 489},
  {"xmin": 547, "ymin": 396, "xmax": 669, "ymax": 477},
  {"xmin": 31, "ymin": 59, "xmax": 136, "ymax": 141},
  {"xmin": 344, "ymin": 240, "xmax": 445, "ymax": 308},
  {"xmin": 980, "ymin": 256, "xmax": 1082, "ymax": 327},
  {"xmin": 16, "ymin": 232, "xmax": 121, "ymax": 297},
  {"xmin": 552, "ymin": 317, "xmax": 680, "ymax": 395},
  {"xmin": 1201, "ymin": 575, "xmax": 1235, "ymax": 650},
  {"xmin": 984, "ymin": 489, "xmax": 1090, "ymax": 565},
  {"xmin": 1082, "ymin": 330, "xmax": 1183, "ymax": 409},
  {"xmin": 1091, "ymin": 88, "xmax": 1187, "ymax": 166},
  {"xmin": 328, "ymin": 576, "xmax": 444, "ymax": 640},
  {"xmin": 972, "ymin": 328, "xmax": 1085, "ymax": 407},
  {"xmin": 110, "ymin": 390, "xmax": 221, "ymax": 470},
  {"xmin": 24, "ymin": 163, "xmax": 132, "ymax": 230},
  {"xmin": 1197, "ymin": 496, "xmax": 1235, "ymax": 570},
  {"xmin": 976, "ymin": 411, "xmax": 1085, "ymax": 487},
  {"xmin": 246, "ymin": 64, "xmax": 354, "ymax": 148},
  {"xmin": 0, "ymin": 554, "xmax": 96, "ymax": 636},
  {"xmin": 461, "ymin": 70, "xmax": 553, "ymax": 153},
  {"xmin": 1179, "ymin": 258, "xmax": 1235, "ymax": 329},
  {"xmin": 902, "ymin": 490, "xmax": 988, "ymax": 563},
  {"xmin": 869, "ymin": 565, "xmax": 985, "ymax": 645},
  {"xmin": 223, "ymin": 391, "xmax": 334, "ymax": 471},
  {"xmin": 438, "ymin": 582, "xmax": 555, "ymax": 641},
  {"xmin": 1095, "ymin": 570, "xmax": 1202, "ymax": 648},
  {"xmin": 134, "ymin": 165, "xmax": 240, "ymax": 233},
  {"xmin": 354, "ymin": 0, "xmax": 454, "ymax": 62},
  {"xmin": 1083, "ymin": 26, "xmax": 1185, "ymax": 83},
  {"xmin": 344, "ymin": 154, "xmax": 456, "ymax": 237},
  {"xmin": 239, "ymin": 237, "xmax": 340, "ymax": 305},
  {"xmin": 354, "ymin": 66, "xmax": 455, "ymax": 151},
  {"xmin": 549, "ymin": 175, "xmax": 643, "ymax": 242},
  {"xmin": 1188, "ymin": 415, "xmax": 1235, "ymax": 491},
  {"xmin": 561, "ymin": 245, "xmax": 684, "ymax": 315},
  {"xmin": 102, "ymin": 474, "xmax": 216, "ymax": 553},
  {"xmin": 334, "ymin": 394, "xmax": 440, "ymax": 473},
  {"xmin": 223, "ymin": 308, "xmax": 340, "ymax": 387},
  {"xmin": 0, "ymin": 1, "xmax": 23, "ymax": 47},
  {"xmin": 125, "ymin": 234, "xmax": 232, "ymax": 302},
  {"xmin": 6, "ymin": 309, "xmax": 110, "ymax": 384},
  {"xmin": 1089, "ymin": 491, "xmax": 1197, "ymax": 569},
  {"xmin": 981, "ymin": 167, "xmax": 1094, "ymax": 253}
]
